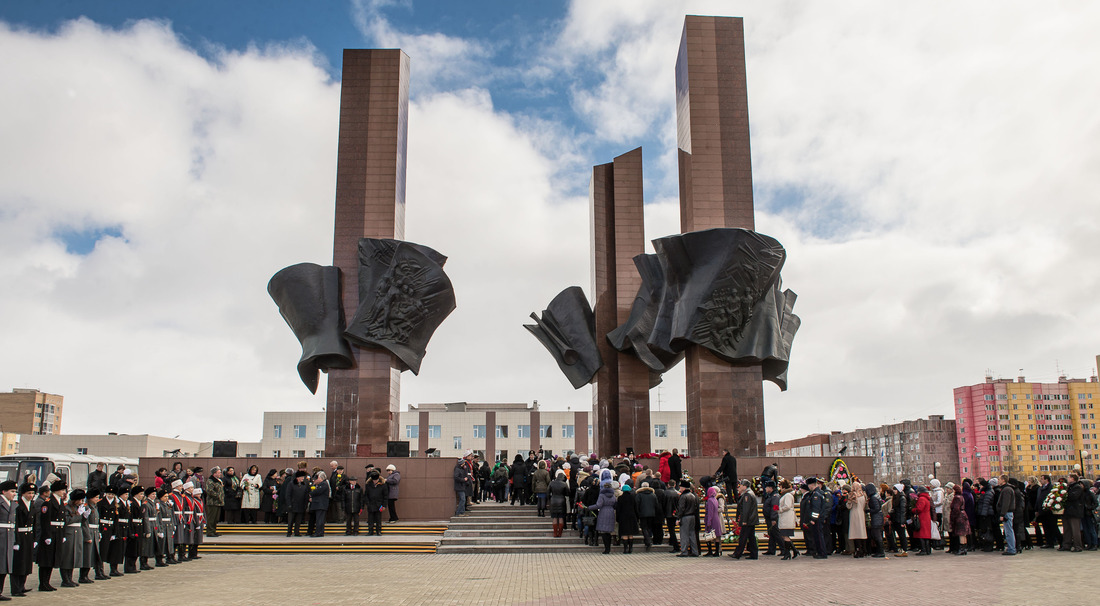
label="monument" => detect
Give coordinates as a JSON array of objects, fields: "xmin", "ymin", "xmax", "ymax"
[
  {"xmin": 527, "ymin": 16, "xmax": 799, "ymax": 458},
  {"xmin": 269, "ymin": 50, "xmax": 455, "ymax": 458}
]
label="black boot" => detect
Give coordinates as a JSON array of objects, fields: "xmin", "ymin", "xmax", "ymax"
[
  {"xmin": 38, "ymin": 567, "xmax": 56, "ymax": 591},
  {"xmin": 12, "ymin": 574, "xmax": 28, "ymax": 596},
  {"xmin": 602, "ymin": 533, "xmax": 611, "ymax": 554},
  {"xmin": 109, "ymin": 565, "xmax": 123, "ymax": 577},
  {"xmin": 60, "ymin": 570, "xmax": 79, "ymax": 588},
  {"xmin": 156, "ymin": 555, "xmax": 168, "ymax": 568},
  {"xmin": 189, "ymin": 545, "xmax": 201, "ymax": 560},
  {"xmin": 705, "ymin": 542, "xmax": 714, "ymax": 557},
  {"xmin": 94, "ymin": 564, "xmax": 109, "ymax": 580},
  {"xmin": 123, "ymin": 558, "xmax": 137, "ymax": 574},
  {"xmin": 79, "ymin": 568, "xmax": 94, "ymax": 584},
  {"xmin": 140, "ymin": 557, "xmax": 154, "ymax": 571},
  {"xmin": 781, "ymin": 542, "xmax": 791, "ymax": 560},
  {"xmin": 715, "ymin": 541, "xmax": 722, "ymax": 557}
]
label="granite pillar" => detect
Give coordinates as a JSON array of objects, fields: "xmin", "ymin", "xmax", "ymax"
[
  {"xmin": 676, "ymin": 16, "xmax": 764, "ymax": 457},
  {"xmin": 591, "ymin": 148, "xmax": 652, "ymax": 457},
  {"xmin": 326, "ymin": 49, "xmax": 411, "ymax": 458}
]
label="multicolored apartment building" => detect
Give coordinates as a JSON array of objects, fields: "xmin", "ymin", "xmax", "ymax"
[{"xmin": 954, "ymin": 359, "xmax": 1100, "ymax": 479}]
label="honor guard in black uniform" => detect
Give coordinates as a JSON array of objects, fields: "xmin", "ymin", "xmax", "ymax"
[
  {"xmin": 153, "ymin": 489, "xmax": 170, "ymax": 567},
  {"xmin": 58, "ymin": 489, "xmax": 86, "ymax": 588},
  {"xmin": 10, "ymin": 483, "xmax": 36, "ymax": 597},
  {"xmin": 80, "ymin": 489, "xmax": 103, "ymax": 584},
  {"xmin": 95, "ymin": 487, "xmax": 116, "ymax": 580},
  {"xmin": 124, "ymin": 487, "xmax": 143, "ymax": 574},
  {"xmin": 36, "ymin": 481, "xmax": 67, "ymax": 591},
  {"xmin": 0, "ymin": 480, "xmax": 17, "ymax": 601},
  {"xmin": 140, "ymin": 487, "xmax": 157, "ymax": 570},
  {"xmin": 110, "ymin": 488, "xmax": 129, "ymax": 576}
]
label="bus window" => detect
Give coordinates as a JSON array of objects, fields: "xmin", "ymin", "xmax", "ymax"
[
  {"xmin": 18, "ymin": 461, "xmax": 52, "ymax": 485},
  {"xmin": 0, "ymin": 462, "xmax": 16, "ymax": 483},
  {"xmin": 70, "ymin": 463, "xmax": 90, "ymax": 489}
]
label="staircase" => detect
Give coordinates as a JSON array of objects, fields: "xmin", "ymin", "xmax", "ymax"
[{"xmin": 437, "ymin": 503, "xmax": 590, "ymax": 554}]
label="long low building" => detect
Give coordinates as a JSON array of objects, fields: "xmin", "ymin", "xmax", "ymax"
[{"xmin": 17, "ymin": 433, "xmax": 260, "ymax": 459}]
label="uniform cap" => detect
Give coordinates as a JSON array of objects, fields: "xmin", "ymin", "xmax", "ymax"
[
  {"xmin": 171, "ymin": 480, "xmax": 183, "ymax": 489},
  {"xmin": 50, "ymin": 480, "xmax": 68, "ymax": 492},
  {"xmin": 0, "ymin": 480, "xmax": 16, "ymax": 492},
  {"xmin": 144, "ymin": 487, "xmax": 157, "ymax": 496},
  {"xmin": 18, "ymin": 482, "xmax": 36, "ymax": 494},
  {"xmin": 70, "ymin": 489, "xmax": 87, "ymax": 501},
  {"xmin": 130, "ymin": 486, "xmax": 144, "ymax": 497},
  {"xmin": 86, "ymin": 489, "xmax": 102, "ymax": 500}
]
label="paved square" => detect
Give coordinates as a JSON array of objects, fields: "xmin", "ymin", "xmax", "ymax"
[{"xmin": 10, "ymin": 550, "xmax": 1092, "ymax": 605}]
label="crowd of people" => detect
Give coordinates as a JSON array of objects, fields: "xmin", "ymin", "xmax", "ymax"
[
  {"xmin": 451, "ymin": 448, "xmax": 1100, "ymax": 561},
  {"xmin": 0, "ymin": 459, "xmax": 404, "ymax": 598}
]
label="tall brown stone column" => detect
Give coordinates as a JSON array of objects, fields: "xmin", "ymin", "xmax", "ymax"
[
  {"xmin": 591, "ymin": 148, "xmax": 652, "ymax": 456},
  {"xmin": 676, "ymin": 16, "xmax": 765, "ymax": 457},
  {"xmin": 326, "ymin": 49, "xmax": 411, "ymax": 457}
]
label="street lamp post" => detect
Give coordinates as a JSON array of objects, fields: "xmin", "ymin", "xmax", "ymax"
[
  {"xmin": 1082, "ymin": 450, "xmax": 1091, "ymax": 477},
  {"xmin": 934, "ymin": 461, "xmax": 941, "ymax": 480}
]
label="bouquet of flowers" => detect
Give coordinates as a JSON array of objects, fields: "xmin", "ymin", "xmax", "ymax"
[
  {"xmin": 721, "ymin": 524, "xmax": 741, "ymax": 544},
  {"xmin": 1043, "ymin": 481, "xmax": 1067, "ymax": 514}
]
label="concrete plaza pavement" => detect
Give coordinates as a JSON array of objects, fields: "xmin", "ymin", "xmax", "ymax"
[{"xmin": 9, "ymin": 549, "xmax": 1092, "ymax": 605}]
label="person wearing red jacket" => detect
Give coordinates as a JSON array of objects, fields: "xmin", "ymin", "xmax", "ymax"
[{"xmin": 912, "ymin": 487, "xmax": 933, "ymax": 556}]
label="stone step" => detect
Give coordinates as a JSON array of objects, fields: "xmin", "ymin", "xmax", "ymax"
[
  {"xmin": 435, "ymin": 543, "xmax": 592, "ymax": 554},
  {"xmin": 446, "ymin": 522, "xmax": 558, "ymax": 531},
  {"xmin": 443, "ymin": 529, "xmax": 556, "ymax": 538},
  {"xmin": 437, "ymin": 536, "xmax": 585, "ymax": 545}
]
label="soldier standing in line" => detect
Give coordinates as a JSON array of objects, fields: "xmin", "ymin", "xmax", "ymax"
[
  {"xmin": 110, "ymin": 486, "xmax": 130, "ymax": 576},
  {"xmin": 153, "ymin": 489, "xmax": 170, "ymax": 567},
  {"xmin": 58, "ymin": 488, "xmax": 86, "ymax": 588},
  {"xmin": 10, "ymin": 483, "xmax": 37, "ymax": 597},
  {"xmin": 95, "ymin": 487, "xmax": 117, "ymax": 579},
  {"xmin": 168, "ymin": 480, "xmax": 188, "ymax": 563},
  {"xmin": 36, "ymin": 480, "xmax": 66, "ymax": 591},
  {"xmin": 140, "ymin": 487, "xmax": 157, "ymax": 570},
  {"xmin": 123, "ymin": 487, "xmax": 143, "ymax": 574},
  {"xmin": 0, "ymin": 480, "xmax": 17, "ymax": 601},
  {"xmin": 78, "ymin": 489, "xmax": 103, "ymax": 584},
  {"xmin": 190, "ymin": 487, "xmax": 204, "ymax": 560}
]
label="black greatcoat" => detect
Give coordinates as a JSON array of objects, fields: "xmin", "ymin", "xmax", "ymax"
[
  {"xmin": 126, "ymin": 498, "xmax": 142, "ymax": 558},
  {"xmin": 13, "ymin": 499, "xmax": 35, "ymax": 575},
  {"xmin": 35, "ymin": 495, "xmax": 64, "ymax": 567},
  {"xmin": 617, "ymin": 490, "xmax": 640, "ymax": 536},
  {"xmin": 97, "ymin": 497, "xmax": 116, "ymax": 566},
  {"xmin": 110, "ymin": 499, "xmax": 128, "ymax": 565}
]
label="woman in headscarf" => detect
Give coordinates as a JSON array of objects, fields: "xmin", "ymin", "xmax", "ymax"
[
  {"xmin": 240, "ymin": 465, "xmax": 263, "ymax": 524},
  {"xmin": 593, "ymin": 480, "xmax": 618, "ymax": 554},
  {"xmin": 548, "ymin": 471, "xmax": 570, "ymax": 538},
  {"xmin": 950, "ymin": 483, "xmax": 970, "ymax": 555},
  {"xmin": 616, "ymin": 483, "xmax": 639, "ymax": 553},
  {"xmin": 532, "ymin": 460, "xmax": 552, "ymax": 517},
  {"xmin": 703, "ymin": 486, "xmax": 725, "ymax": 557}
]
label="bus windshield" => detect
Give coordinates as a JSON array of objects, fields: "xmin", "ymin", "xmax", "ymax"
[
  {"xmin": 18, "ymin": 461, "xmax": 52, "ymax": 485},
  {"xmin": 0, "ymin": 462, "xmax": 16, "ymax": 483}
]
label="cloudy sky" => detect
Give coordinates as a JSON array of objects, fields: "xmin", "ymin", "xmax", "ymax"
[{"xmin": 1, "ymin": 1, "xmax": 1097, "ymax": 445}]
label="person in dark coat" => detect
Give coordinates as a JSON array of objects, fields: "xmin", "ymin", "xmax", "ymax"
[
  {"xmin": 276, "ymin": 468, "xmax": 293, "ymax": 523},
  {"xmin": 364, "ymin": 471, "xmax": 388, "ymax": 536},
  {"xmin": 453, "ymin": 459, "xmax": 471, "ymax": 516},
  {"xmin": 308, "ymin": 473, "xmax": 330, "ymax": 537},
  {"xmin": 139, "ymin": 487, "xmax": 157, "ymax": 570},
  {"xmin": 11, "ymin": 483, "xmax": 37, "ymax": 596},
  {"xmin": 676, "ymin": 480, "xmax": 699, "ymax": 557},
  {"xmin": 616, "ymin": 485, "xmax": 639, "ymax": 554},
  {"xmin": 1034, "ymin": 475, "xmax": 1059, "ymax": 548},
  {"xmin": 384, "ymin": 464, "xmax": 401, "ymax": 523},
  {"xmin": 36, "ymin": 481, "xmax": 66, "ymax": 591},
  {"xmin": 668, "ymin": 450, "xmax": 682, "ymax": 485},
  {"xmin": 593, "ymin": 483, "xmax": 618, "ymax": 554},
  {"xmin": 342, "ymin": 477, "xmax": 364, "ymax": 536},
  {"xmin": 286, "ymin": 471, "xmax": 310, "ymax": 537},
  {"xmin": 1062, "ymin": 474, "xmax": 1085, "ymax": 551},
  {"xmin": 79, "ymin": 489, "xmax": 102, "ymax": 583},
  {"xmin": 0, "ymin": 480, "xmax": 16, "ymax": 599},
  {"xmin": 123, "ymin": 487, "xmax": 142, "ymax": 573},
  {"xmin": 509, "ymin": 455, "xmax": 528, "ymax": 506},
  {"xmin": 715, "ymin": 449, "xmax": 738, "ymax": 500},
  {"xmin": 260, "ymin": 469, "xmax": 279, "ymax": 524},
  {"xmin": 104, "ymin": 488, "xmax": 126, "ymax": 575},
  {"xmin": 56, "ymin": 489, "xmax": 86, "ymax": 588},
  {"xmin": 730, "ymin": 480, "xmax": 759, "ymax": 560},
  {"xmin": 87, "ymin": 463, "xmax": 108, "ymax": 495},
  {"xmin": 660, "ymin": 483, "xmax": 680, "ymax": 553},
  {"xmin": 548, "ymin": 471, "xmax": 570, "ymax": 538},
  {"xmin": 950, "ymin": 484, "xmax": 970, "ymax": 555},
  {"xmin": 222, "ymin": 467, "xmax": 242, "ymax": 524},
  {"xmin": 761, "ymin": 481, "xmax": 780, "ymax": 555},
  {"xmin": 634, "ymin": 481, "xmax": 662, "ymax": 551}
]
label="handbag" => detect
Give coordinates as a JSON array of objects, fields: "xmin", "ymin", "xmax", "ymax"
[{"xmin": 702, "ymin": 530, "xmax": 717, "ymax": 541}]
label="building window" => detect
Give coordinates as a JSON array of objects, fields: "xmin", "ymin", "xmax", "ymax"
[
  {"xmin": 293, "ymin": 425, "xmax": 306, "ymax": 439},
  {"xmin": 681, "ymin": 424, "xmax": 688, "ymax": 437},
  {"xmin": 588, "ymin": 425, "xmax": 593, "ymax": 437},
  {"xmin": 539, "ymin": 425, "xmax": 552, "ymax": 438},
  {"xmin": 406, "ymin": 425, "xmax": 419, "ymax": 439},
  {"xmin": 496, "ymin": 425, "xmax": 509, "ymax": 438},
  {"xmin": 428, "ymin": 425, "xmax": 442, "ymax": 439},
  {"xmin": 314, "ymin": 450, "xmax": 323, "ymax": 458},
  {"xmin": 654, "ymin": 424, "xmax": 668, "ymax": 438},
  {"xmin": 518, "ymin": 425, "xmax": 530, "ymax": 439},
  {"xmin": 292, "ymin": 450, "xmax": 305, "ymax": 458},
  {"xmin": 76, "ymin": 447, "xmax": 88, "ymax": 455},
  {"xmin": 316, "ymin": 425, "xmax": 325, "ymax": 439},
  {"xmin": 473, "ymin": 425, "xmax": 486, "ymax": 438},
  {"xmin": 272, "ymin": 450, "xmax": 281, "ymax": 457},
  {"xmin": 273, "ymin": 425, "xmax": 282, "ymax": 439},
  {"xmin": 453, "ymin": 436, "xmax": 462, "ymax": 450},
  {"xmin": 562, "ymin": 425, "xmax": 575, "ymax": 438}
]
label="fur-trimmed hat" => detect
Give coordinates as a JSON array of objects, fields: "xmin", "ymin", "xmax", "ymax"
[
  {"xmin": 130, "ymin": 486, "xmax": 144, "ymax": 497},
  {"xmin": 69, "ymin": 489, "xmax": 87, "ymax": 502},
  {"xmin": 50, "ymin": 480, "xmax": 67, "ymax": 492},
  {"xmin": 19, "ymin": 482, "xmax": 36, "ymax": 494},
  {"xmin": 0, "ymin": 480, "xmax": 17, "ymax": 492}
]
